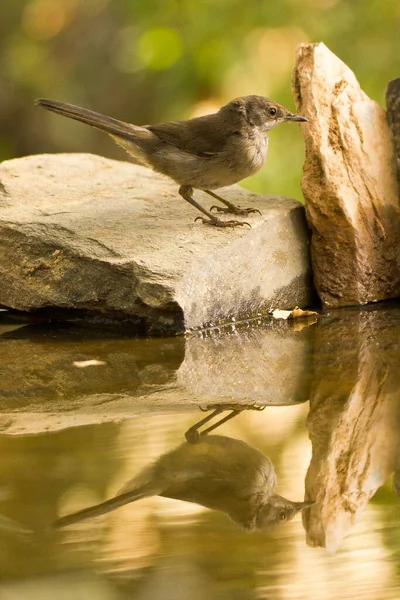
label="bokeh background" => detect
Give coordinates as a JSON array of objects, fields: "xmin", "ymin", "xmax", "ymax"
[{"xmin": 0, "ymin": 0, "xmax": 399, "ymax": 201}]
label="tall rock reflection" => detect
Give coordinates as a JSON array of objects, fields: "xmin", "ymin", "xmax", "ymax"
[{"xmin": 303, "ymin": 306, "xmax": 400, "ymax": 551}]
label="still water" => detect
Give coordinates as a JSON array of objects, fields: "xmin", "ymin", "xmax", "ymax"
[{"xmin": 0, "ymin": 302, "xmax": 399, "ymax": 599}]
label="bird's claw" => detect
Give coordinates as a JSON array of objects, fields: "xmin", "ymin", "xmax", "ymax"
[
  {"xmin": 185, "ymin": 428, "xmax": 201, "ymax": 443},
  {"xmin": 194, "ymin": 216, "xmax": 251, "ymax": 228},
  {"xmin": 202, "ymin": 403, "xmax": 266, "ymax": 412},
  {"xmin": 210, "ymin": 205, "xmax": 262, "ymax": 216}
]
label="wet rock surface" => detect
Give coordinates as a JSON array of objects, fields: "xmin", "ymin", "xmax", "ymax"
[
  {"xmin": 293, "ymin": 43, "xmax": 400, "ymax": 307},
  {"xmin": 178, "ymin": 322, "xmax": 313, "ymax": 405},
  {"xmin": 0, "ymin": 153, "xmax": 313, "ymax": 333},
  {"xmin": 0, "ymin": 315, "xmax": 313, "ymax": 434},
  {"xmin": 1, "ymin": 302, "xmax": 399, "ymax": 443}
]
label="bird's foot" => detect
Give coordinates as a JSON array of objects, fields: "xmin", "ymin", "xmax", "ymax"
[
  {"xmin": 194, "ymin": 215, "xmax": 251, "ymax": 228},
  {"xmin": 185, "ymin": 404, "xmax": 266, "ymax": 442},
  {"xmin": 200, "ymin": 403, "xmax": 266, "ymax": 413},
  {"xmin": 185, "ymin": 428, "xmax": 201, "ymax": 443},
  {"xmin": 210, "ymin": 203, "xmax": 261, "ymax": 216}
]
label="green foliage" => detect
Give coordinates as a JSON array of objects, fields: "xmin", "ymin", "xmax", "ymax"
[{"xmin": 0, "ymin": 0, "xmax": 399, "ymax": 200}]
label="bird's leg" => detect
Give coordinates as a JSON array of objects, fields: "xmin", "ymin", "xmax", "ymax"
[
  {"xmin": 179, "ymin": 186, "xmax": 251, "ymax": 228},
  {"xmin": 185, "ymin": 408, "xmax": 241, "ymax": 443},
  {"xmin": 205, "ymin": 190, "xmax": 261, "ymax": 216}
]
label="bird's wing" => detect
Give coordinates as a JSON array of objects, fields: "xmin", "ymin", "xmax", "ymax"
[{"xmin": 146, "ymin": 115, "xmax": 226, "ymax": 156}]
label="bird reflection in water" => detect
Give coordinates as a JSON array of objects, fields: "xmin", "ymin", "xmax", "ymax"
[{"xmin": 55, "ymin": 406, "xmax": 314, "ymax": 530}]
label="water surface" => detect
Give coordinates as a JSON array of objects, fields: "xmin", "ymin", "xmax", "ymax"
[{"xmin": 0, "ymin": 302, "xmax": 399, "ymax": 599}]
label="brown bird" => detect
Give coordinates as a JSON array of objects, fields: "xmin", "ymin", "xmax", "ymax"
[
  {"xmin": 36, "ymin": 96, "xmax": 307, "ymax": 227},
  {"xmin": 54, "ymin": 434, "xmax": 314, "ymax": 531}
]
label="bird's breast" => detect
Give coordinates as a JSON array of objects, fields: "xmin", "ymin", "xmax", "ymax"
[
  {"xmin": 220, "ymin": 132, "xmax": 268, "ymax": 182},
  {"xmin": 146, "ymin": 131, "xmax": 268, "ymax": 190}
]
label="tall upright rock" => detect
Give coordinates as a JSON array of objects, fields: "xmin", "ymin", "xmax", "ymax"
[
  {"xmin": 386, "ymin": 76, "xmax": 400, "ymax": 189},
  {"xmin": 293, "ymin": 43, "xmax": 400, "ymax": 307}
]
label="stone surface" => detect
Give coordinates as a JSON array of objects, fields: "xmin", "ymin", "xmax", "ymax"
[
  {"xmin": 386, "ymin": 76, "xmax": 400, "ymax": 188},
  {"xmin": 293, "ymin": 42, "xmax": 400, "ymax": 307},
  {"xmin": 0, "ymin": 153, "xmax": 313, "ymax": 333},
  {"xmin": 302, "ymin": 306, "xmax": 400, "ymax": 551}
]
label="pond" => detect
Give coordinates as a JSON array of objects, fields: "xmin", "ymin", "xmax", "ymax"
[{"xmin": 0, "ymin": 301, "xmax": 399, "ymax": 599}]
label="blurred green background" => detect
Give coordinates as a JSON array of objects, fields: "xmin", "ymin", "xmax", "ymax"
[{"xmin": 0, "ymin": 0, "xmax": 399, "ymax": 201}]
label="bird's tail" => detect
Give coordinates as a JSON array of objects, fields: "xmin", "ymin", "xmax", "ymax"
[
  {"xmin": 54, "ymin": 488, "xmax": 148, "ymax": 528},
  {"xmin": 36, "ymin": 98, "xmax": 145, "ymax": 141}
]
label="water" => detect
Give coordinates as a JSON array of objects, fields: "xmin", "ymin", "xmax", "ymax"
[{"xmin": 0, "ymin": 302, "xmax": 399, "ymax": 599}]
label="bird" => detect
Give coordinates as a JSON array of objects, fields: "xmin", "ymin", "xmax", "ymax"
[
  {"xmin": 54, "ymin": 434, "xmax": 314, "ymax": 530},
  {"xmin": 36, "ymin": 96, "xmax": 307, "ymax": 228}
]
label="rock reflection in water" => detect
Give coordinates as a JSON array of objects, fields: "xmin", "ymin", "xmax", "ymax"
[
  {"xmin": 55, "ymin": 410, "xmax": 313, "ymax": 531},
  {"xmin": 303, "ymin": 306, "xmax": 400, "ymax": 551},
  {"xmin": 0, "ymin": 316, "xmax": 313, "ymax": 435},
  {"xmin": 179, "ymin": 320, "xmax": 314, "ymax": 406}
]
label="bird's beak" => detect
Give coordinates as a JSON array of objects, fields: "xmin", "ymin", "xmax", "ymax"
[
  {"xmin": 294, "ymin": 500, "xmax": 316, "ymax": 511},
  {"xmin": 285, "ymin": 113, "xmax": 308, "ymax": 122}
]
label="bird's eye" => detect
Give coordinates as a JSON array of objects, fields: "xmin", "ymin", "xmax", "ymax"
[
  {"xmin": 280, "ymin": 510, "xmax": 286, "ymax": 520},
  {"xmin": 268, "ymin": 107, "xmax": 277, "ymax": 116}
]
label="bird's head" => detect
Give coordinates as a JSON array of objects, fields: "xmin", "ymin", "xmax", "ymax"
[
  {"xmin": 222, "ymin": 95, "xmax": 308, "ymax": 132},
  {"xmin": 252, "ymin": 494, "xmax": 315, "ymax": 531}
]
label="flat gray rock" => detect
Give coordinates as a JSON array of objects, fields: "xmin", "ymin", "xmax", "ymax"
[{"xmin": 0, "ymin": 153, "xmax": 313, "ymax": 332}]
